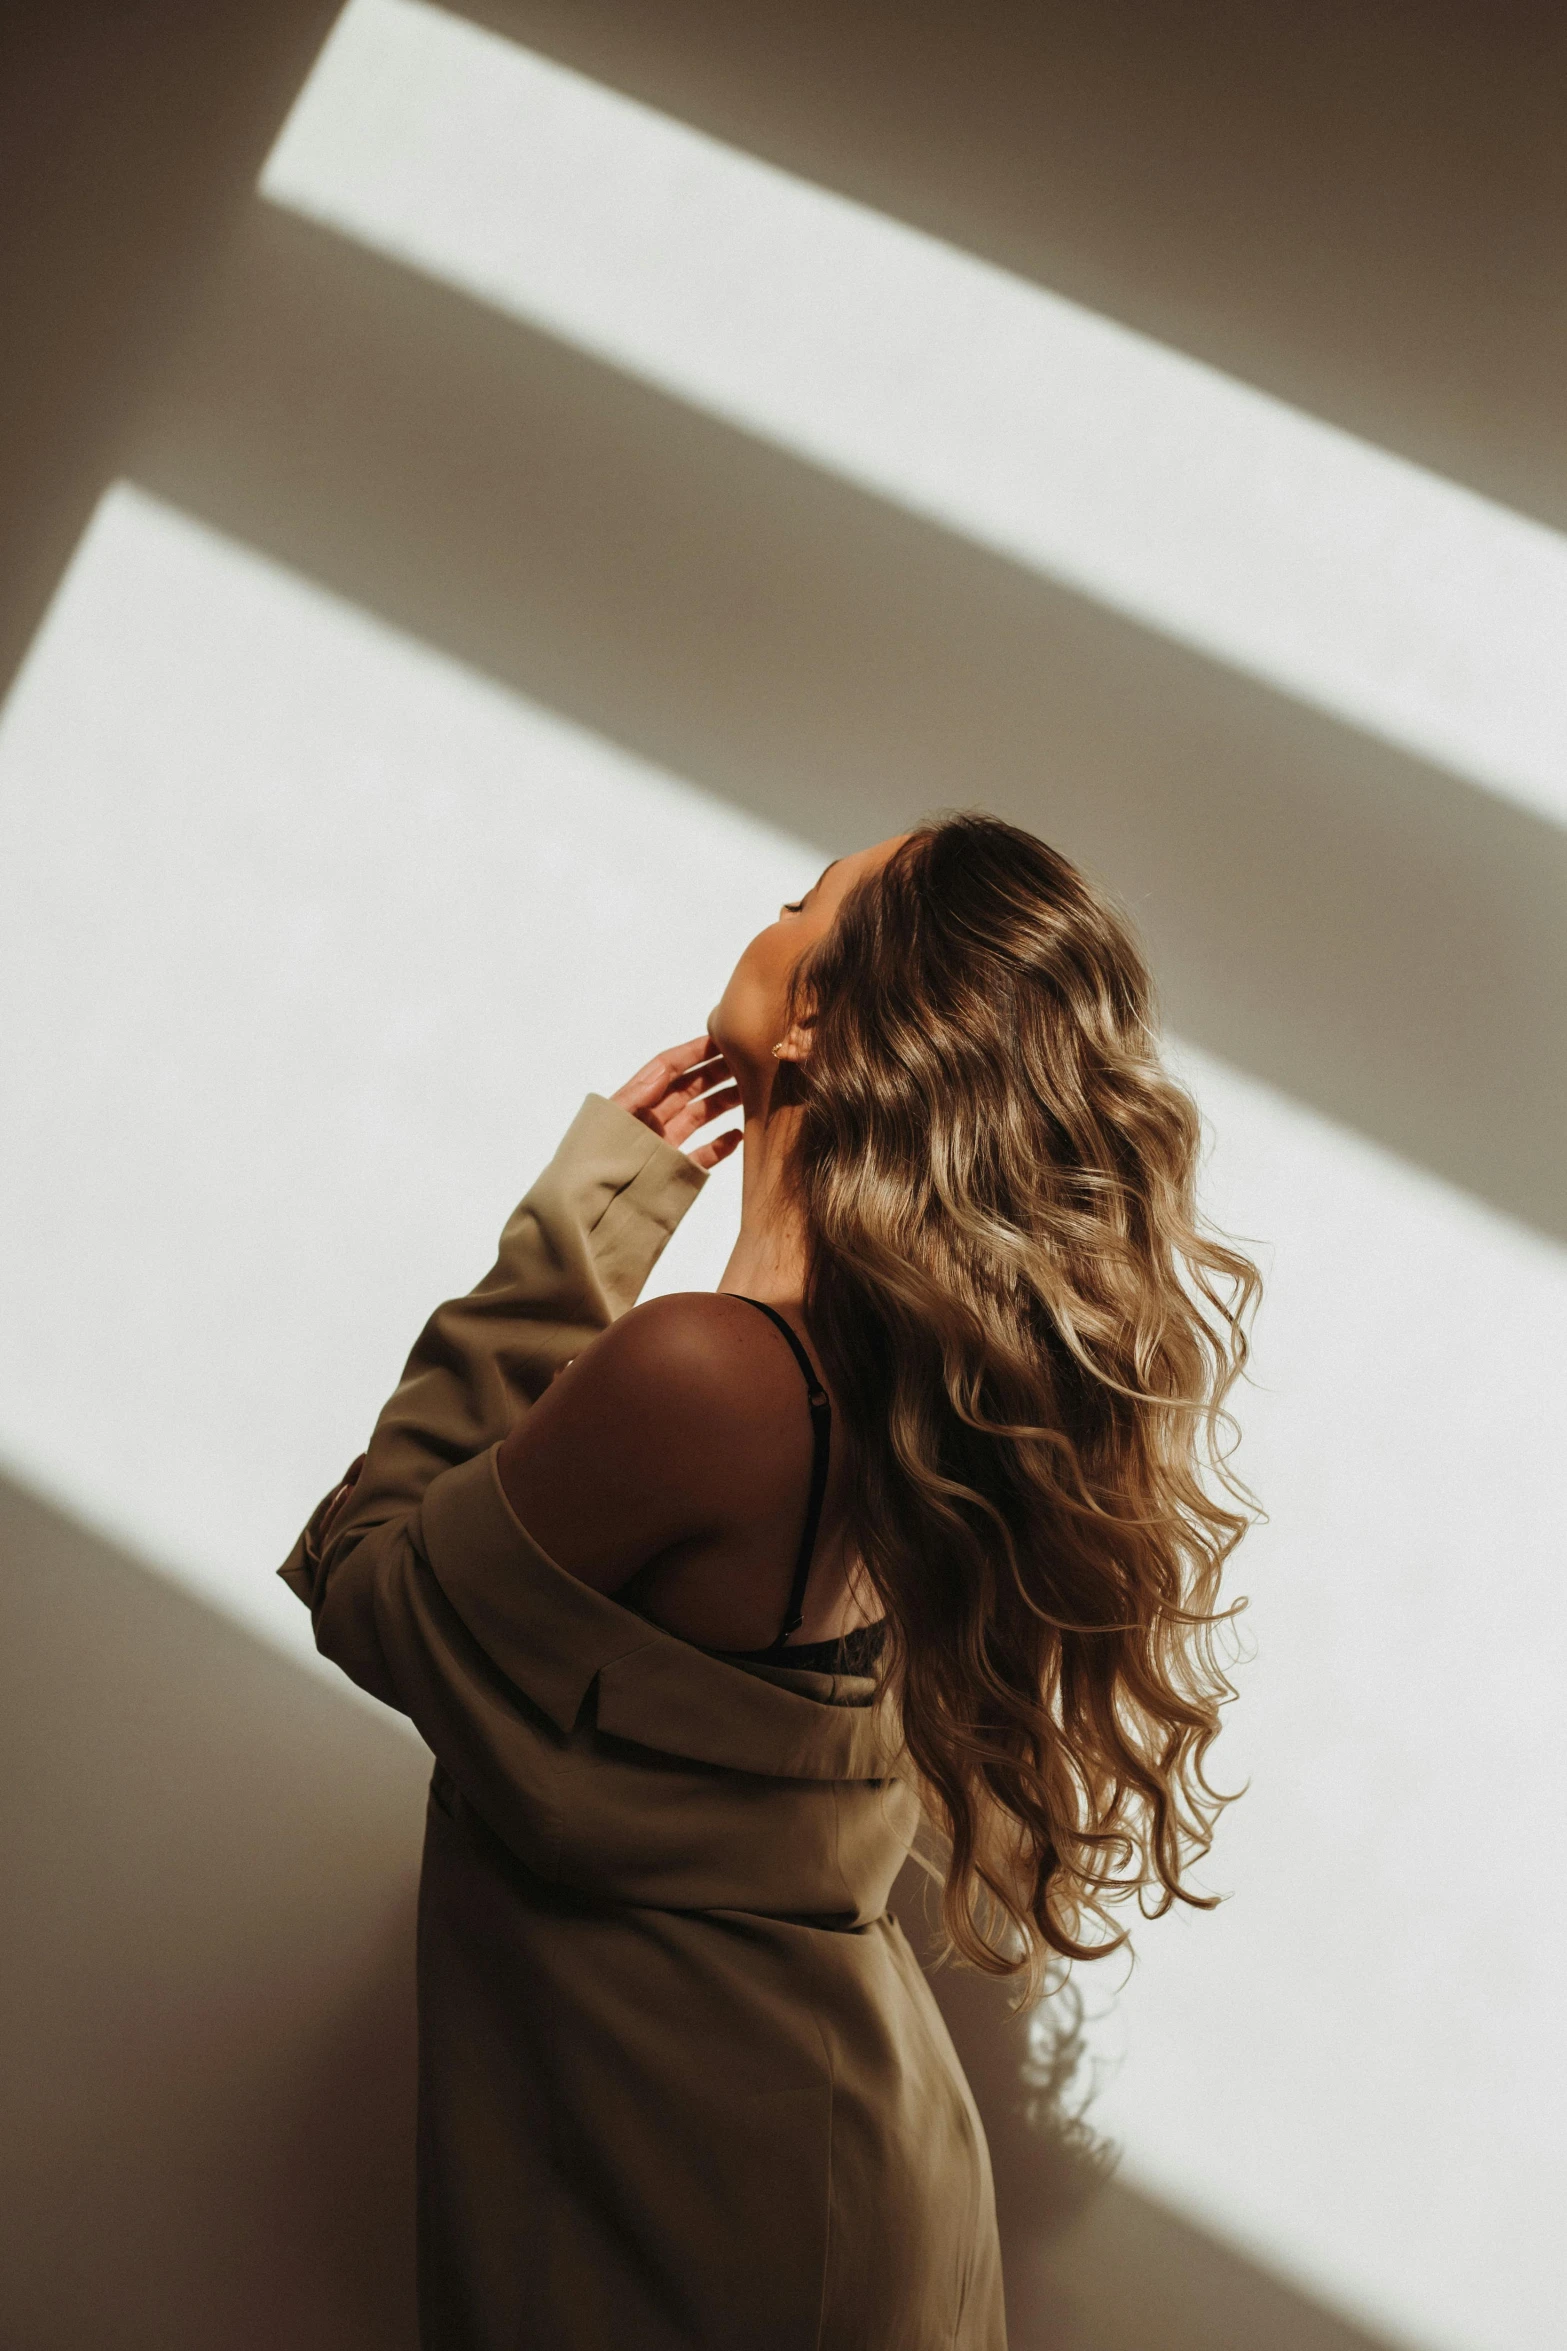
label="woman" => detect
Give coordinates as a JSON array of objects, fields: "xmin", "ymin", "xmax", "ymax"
[{"xmin": 282, "ymin": 815, "xmax": 1258, "ymax": 2351}]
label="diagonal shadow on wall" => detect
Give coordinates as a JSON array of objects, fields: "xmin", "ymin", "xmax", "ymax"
[
  {"xmin": 0, "ymin": 1466, "xmax": 1422, "ymax": 2351},
  {"xmin": 0, "ymin": 0, "xmax": 343, "ymax": 705},
  {"xmin": 452, "ymin": 0, "xmax": 1567, "ymax": 534},
  {"xmin": 127, "ymin": 204, "xmax": 1567, "ymax": 1241},
  {"xmin": 0, "ymin": 1470, "xmax": 426, "ymax": 2351}
]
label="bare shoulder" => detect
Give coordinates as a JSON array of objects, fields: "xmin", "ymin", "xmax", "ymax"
[
  {"xmin": 588, "ymin": 1290, "xmax": 796, "ymax": 1384},
  {"xmin": 552, "ymin": 1291, "xmax": 809, "ymax": 1442},
  {"xmin": 495, "ymin": 1290, "xmax": 811, "ymax": 1591}
]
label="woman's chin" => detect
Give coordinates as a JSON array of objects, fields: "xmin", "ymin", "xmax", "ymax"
[{"xmin": 706, "ymin": 1012, "xmax": 750, "ymax": 1074}]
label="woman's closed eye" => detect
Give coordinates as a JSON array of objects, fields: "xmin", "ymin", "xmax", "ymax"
[{"xmin": 781, "ymin": 899, "xmax": 804, "ymax": 916}]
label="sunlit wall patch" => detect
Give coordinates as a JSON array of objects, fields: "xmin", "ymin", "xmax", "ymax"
[{"xmin": 261, "ymin": 0, "xmax": 1567, "ymax": 832}]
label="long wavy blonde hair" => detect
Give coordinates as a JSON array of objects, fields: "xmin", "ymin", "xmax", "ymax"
[{"xmin": 787, "ymin": 815, "xmax": 1260, "ymax": 1987}]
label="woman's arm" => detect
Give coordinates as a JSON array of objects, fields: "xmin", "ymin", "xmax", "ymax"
[{"xmin": 280, "ymin": 1041, "xmax": 737, "ymax": 1705}]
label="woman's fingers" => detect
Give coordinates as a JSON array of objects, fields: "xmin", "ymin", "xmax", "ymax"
[
  {"xmin": 610, "ymin": 1039, "xmax": 737, "ymax": 1137},
  {"xmin": 611, "ymin": 1040, "xmax": 744, "ymax": 1163},
  {"xmin": 656, "ymin": 1055, "xmax": 729, "ymax": 1115},
  {"xmin": 609, "ymin": 1037, "xmax": 741, "ymax": 1164},
  {"xmin": 620, "ymin": 1039, "xmax": 723, "ymax": 1119},
  {"xmin": 661, "ymin": 1082, "xmax": 741, "ymax": 1148},
  {"xmin": 688, "ymin": 1123, "xmax": 743, "ymax": 1173},
  {"xmin": 612, "ymin": 1037, "xmax": 710, "ymax": 1111}
]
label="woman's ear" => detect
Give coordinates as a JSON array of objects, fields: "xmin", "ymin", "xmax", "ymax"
[{"xmin": 771, "ymin": 1018, "xmax": 814, "ymax": 1063}]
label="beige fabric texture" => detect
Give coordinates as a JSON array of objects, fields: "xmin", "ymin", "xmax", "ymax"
[{"xmin": 280, "ymin": 1093, "xmax": 1005, "ymax": 2350}]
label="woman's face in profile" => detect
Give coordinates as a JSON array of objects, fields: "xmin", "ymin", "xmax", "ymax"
[{"xmin": 708, "ymin": 834, "xmax": 907, "ymax": 1086}]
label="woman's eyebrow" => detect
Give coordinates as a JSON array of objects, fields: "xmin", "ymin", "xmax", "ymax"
[{"xmin": 809, "ymin": 860, "xmax": 839, "ymax": 896}]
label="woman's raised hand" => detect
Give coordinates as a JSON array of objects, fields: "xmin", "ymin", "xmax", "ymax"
[{"xmin": 611, "ymin": 1037, "xmax": 742, "ymax": 1171}]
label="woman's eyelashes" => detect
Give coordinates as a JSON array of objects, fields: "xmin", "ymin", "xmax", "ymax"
[{"xmin": 782, "ymin": 899, "xmax": 804, "ymax": 916}]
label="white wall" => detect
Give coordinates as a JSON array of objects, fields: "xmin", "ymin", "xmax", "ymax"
[{"xmin": 2, "ymin": 483, "xmax": 1563, "ymax": 2351}]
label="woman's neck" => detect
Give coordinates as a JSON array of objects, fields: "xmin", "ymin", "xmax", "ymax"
[{"xmin": 718, "ymin": 1096, "xmax": 809, "ymax": 1306}]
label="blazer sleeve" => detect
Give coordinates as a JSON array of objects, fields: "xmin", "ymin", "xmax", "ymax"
[{"xmin": 278, "ymin": 1092, "xmax": 707, "ymax": 1709}]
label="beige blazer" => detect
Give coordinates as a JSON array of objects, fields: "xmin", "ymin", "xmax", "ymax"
[{"xmin": 281, "ymin": 1094, "xmax": 1005, "ymax": 2351}]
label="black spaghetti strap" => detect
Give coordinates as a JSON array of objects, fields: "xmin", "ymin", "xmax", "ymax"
[{"xmin": 731, "ymin": 1297, "xmax": 832, "ymax": 1654}]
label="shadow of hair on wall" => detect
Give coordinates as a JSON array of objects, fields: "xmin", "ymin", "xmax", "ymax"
[
  {"xmin": 0, "ymin": 1468, "xmax": 428, "ymax": 2351},
  {"xmin": 891, "ymin": 1866, "xmax": 1421, "ymax": 2351},
  {"xmin": 889, "ymin": 1859, "xmax": 1113, "ymax": 2243}
]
